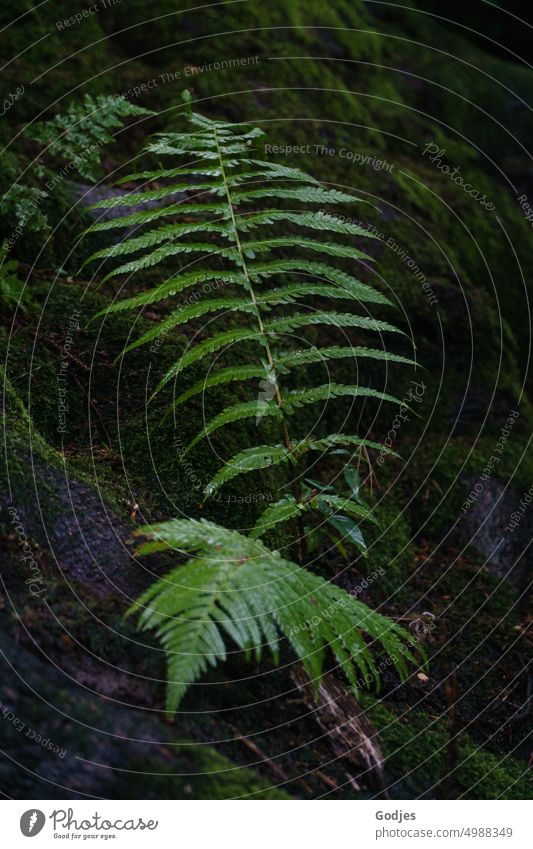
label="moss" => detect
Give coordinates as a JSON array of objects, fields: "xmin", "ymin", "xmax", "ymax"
[
  {"xmin": 120, "ymin": 749, "xmax": 289, "ymax": 800},
  {"xmin": 366, "ymin": 498, "xmax": 413, "ymax": 601},
  {"xmin": 0, "ymin": 1, "xmax": 111, "ymax": 123},
  {"xmin": 361, "ymin": 696, "xmax": 531, "ymax": 799},
  {"xmin": 3, "ymin": 279, "xmax": 288, "ymax": 528}
]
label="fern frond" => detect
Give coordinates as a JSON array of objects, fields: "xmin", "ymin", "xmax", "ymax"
[
  {"xmin": 26, "ymin": 94, "xmax": 154, "ymax": 182},
  {"xmin": 237, "ymin": 210, "xmax": 378, "ymax": 238},
  {"xmin": 88, "ymin": 180, "xmax": 228, "ymax": 210},
  {"xmin": 170, "ymin": 347, "xmax": 415, "ymax": 412},
  {"xmin": 155, "ymin": 327, "xmax": 261, "ymax": 390},
  {"xmin": 100, "ymin": 243, "xmax": 239, "ymax": 283},
  {"xmin": 121, "ymin": 298, "xmax": 258, "ymax": 354},
  {"xmin": 96, "ymin": 269, "xmax": 247, "ymax": 316},
  {"xmin": 243, "ymin": 260, "xmax": 392, "ymax": 306},
  {"xmin": 128, "ymin": 518, "xmax": 418, "ymax": 713},
  {"xmin": 82, "ymin": 221, "xmax": 231, "ymax": 267},
  {"xmin": 277, "ymin": 345, "xmax": 415, "ymax": 370},
  {"xmin": 84, "ymin": 200, "xmax": 228, "ymax": 232},
  {"xmin": 231, "ymin": 186, "xmax": 366, "ymax": 206},
  {"xmin": 240, "ymin": 237, "xmax": 373, "ymax": 262},
  {"xmin": 263, "ymin": 312, "xmax": 403, "ymax": 335}
]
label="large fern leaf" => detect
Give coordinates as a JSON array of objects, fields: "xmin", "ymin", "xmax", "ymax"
[{"xmin": 128, "ymin": 518, "xmax": 419, "ymax": 713}]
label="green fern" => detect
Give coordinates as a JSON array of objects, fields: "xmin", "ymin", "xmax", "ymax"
[
  {"xmin": 85, "ymin": 94, "xmax": 416, "ymax": 544},
  {"xmin": 26, "ymin": 94, "xmax": 154, "ymax": 182},
  {"xmin": 87, "ymin": 95, "xmax": 422, "ymax": 709},
  {"xmin": 128, "ymin": 519, "xmax": 419, "ymax": 714}
]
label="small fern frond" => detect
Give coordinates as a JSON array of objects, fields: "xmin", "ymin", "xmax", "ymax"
[
  {"xmin": 128, "ymin": 518, "xmax": 419, "ymax": 713},
  {"xmin": 26, "ymin": 94, "xmax": 154, "ymax": 182}
]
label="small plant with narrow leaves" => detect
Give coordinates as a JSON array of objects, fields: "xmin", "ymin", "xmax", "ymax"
[
  {"xmin": 301, "ymin": 461, "xmax": 378, "ymax": 559},
  {"xmin": 85, "ymin": 93, "xmax": 422, "ymax": 709}
]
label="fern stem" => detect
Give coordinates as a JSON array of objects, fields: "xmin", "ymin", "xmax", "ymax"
[{"xmin": 213, "ymin": 127, "xmax": 307, "ymax": 561}]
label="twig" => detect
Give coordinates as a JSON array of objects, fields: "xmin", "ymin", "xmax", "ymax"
[{"xmin": 231, "ymin": 727, "xmax": 313, "ymax": 795}]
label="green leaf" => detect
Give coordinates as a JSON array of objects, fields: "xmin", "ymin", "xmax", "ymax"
[
  {"xmin": 204, "ymin": 444, "xmax": 291, "ymax": 496},
  {"xmin": 171, "ymin": 364, "xmax": 267, "ymax": 412},
  {"xmin": 264, "ymin": 312, "xmax": 403, "ymax": 336},
  {"xmin": 250, "ymin": 495, "xmax": 304, "ymax": 538},
  {"xmin": 238, "ymin": 210, "xmax": 378, "ymax": 239},
  {"xmin": 328, "ymin": 515, "xmax": 368, "ymax": 553},
  {"xmin": 316, "ymin": 493, "xmax": 377, "ymax": 526},
  {"xmin": 232, "ymin": 186, "xmax": 366, "ymax": 205},
  {"xmin": 344, "ymin": 467, "xmax": 361, "ymax": 500}
]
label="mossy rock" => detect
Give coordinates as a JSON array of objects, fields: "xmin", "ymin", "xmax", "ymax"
[{"xmin": 361, "ymin": 696, "xmax": 531, "ymax": 799}]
